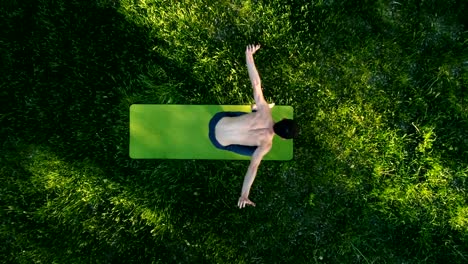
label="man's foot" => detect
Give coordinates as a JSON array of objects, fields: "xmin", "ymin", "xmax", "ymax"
[{"xmin": 251, "ymin": 103, "xmax": 275, "ymax": 111}]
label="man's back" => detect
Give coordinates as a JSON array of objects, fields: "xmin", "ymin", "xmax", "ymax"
[{"xmin": 215, "ymin": 107, "xmax": 274, "ymax": 147}]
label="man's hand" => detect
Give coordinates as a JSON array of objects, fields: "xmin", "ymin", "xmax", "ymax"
[
  {"xmin": 238, "ymin": 195, "xmax": 256, "ymax": 209},
  {"xmin": 245, "ymin": 44, "xmax": 261, "ymax": 57}
]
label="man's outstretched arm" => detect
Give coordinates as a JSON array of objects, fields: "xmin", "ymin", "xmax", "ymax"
[
  {"xmin": 238, "ymin": 143, "xmax": 271, "ymax": 209},
  {"xmin": 245, "ymin": 44, "xmax": 268, "ymax": 108}
]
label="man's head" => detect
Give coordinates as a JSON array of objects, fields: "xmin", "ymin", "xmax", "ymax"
[{"xmin": 273, "ymin": 119, "xmax": 299, "ymax": 139}]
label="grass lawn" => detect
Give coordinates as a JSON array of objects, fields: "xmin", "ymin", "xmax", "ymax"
[{"xmin": 1, "ymin": 0, "xmax": 468, "ymax": 263}]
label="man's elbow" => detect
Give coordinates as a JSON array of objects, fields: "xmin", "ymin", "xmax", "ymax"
[
  {"xmin": 249, "ymin": 159, "xmax": 262, "ymax": 171},
  {"xmin": 252, "ymin": 81, "xmax": 261, "ymax": 89}
]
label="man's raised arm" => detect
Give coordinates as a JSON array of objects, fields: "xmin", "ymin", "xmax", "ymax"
[{"xmin": 245, "ymin": 44, "xmax": 267, "ymax": 108}]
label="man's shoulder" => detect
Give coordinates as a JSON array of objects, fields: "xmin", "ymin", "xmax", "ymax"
[
  {"xmin": 260, "ymin": 130, "xmax": 274, "ymax": 147},
  {"xmin": 254, "ymin": 106, "xmax": 273, "ymax": 119}
]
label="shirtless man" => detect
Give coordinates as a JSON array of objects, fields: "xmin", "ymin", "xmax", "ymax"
[{"xmin": 208, "ymin": 44, "xmax": 299, "ymax": 209}]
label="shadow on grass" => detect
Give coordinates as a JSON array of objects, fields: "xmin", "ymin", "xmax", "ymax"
[{"xmin": 0, "ymin": 1, "xmax": 237, "ymax": 263}]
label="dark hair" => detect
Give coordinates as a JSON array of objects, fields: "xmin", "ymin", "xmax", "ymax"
[{"xmin": 273, "ymin": 119, "xmax": 299, "ymax": 139}]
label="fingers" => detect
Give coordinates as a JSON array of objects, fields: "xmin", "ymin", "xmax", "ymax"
[
  {"xmin": 249, "ymin": 44, "xmax": 259, "ymax": 51},
  {"xmin": 238, "ymin": 199, "xmax": 244, "ymax": 209},
  {"xmin": 246, "ymin": 44, "xmax": 261, "ymax": 54},
  {"xmin": 244, "ymin": 200, "xmax": 255, "ymax": 208},
  {"xmin": 237, "ymin": 198, "xmax": 256, "ymax": 209},
  {"xmin": 239, "ymin": 201, "xmax": 246, "ymax": 209}
]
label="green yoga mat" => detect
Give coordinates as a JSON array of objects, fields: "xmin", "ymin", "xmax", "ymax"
[{"xmin": 129, "ymin": 104, "xmax": 294, "ymax": 160}]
